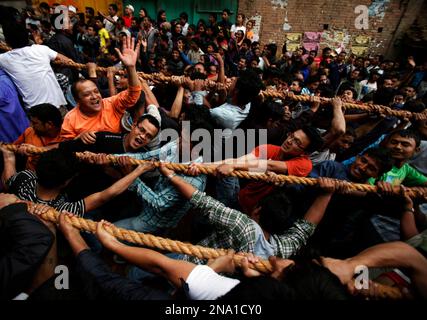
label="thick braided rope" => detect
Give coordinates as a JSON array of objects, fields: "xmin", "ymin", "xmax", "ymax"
[
  {"xmin": 75, "ymin": 151, "xmax": 427, "ymax": 200},
  {"xmin": 24, "ymin": 201, "xmax": 402, "ymax": 299},
  {"xmin": 53, "ymin": 59, "xmax": 427, "ymax": 120},
  {"xmin": 2, "ymin": 143, "xmax": 427, "ymax": 200},
  {"xmin": 1, "ymin": 41, "xmax": 423, "ymax": 121},
  {"xmin": 46, "ymin": 61, "xmax": 427, "ymax": 120},
  {"xmin": 260, "ymin": 89, "xmax": 427, "ymax": 121},
  {"xmin": 23, "ymin": 202, "xmax": 272, "ymax": 273}
]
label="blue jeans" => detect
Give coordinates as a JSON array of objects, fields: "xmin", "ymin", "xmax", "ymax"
[
  {"xmin": 215, "ymin": 177, "xmax": 240, "ymax": 210},
  {"xmin": 114, "ymin": 215, "xmax": 167, "ymax": 235}
]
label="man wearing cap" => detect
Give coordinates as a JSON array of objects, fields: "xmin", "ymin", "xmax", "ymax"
[
  {"xmin": 123, "ymin": 5, "xmax": 134, "ymax": 28},
  {"xmin": 68, "ymin": 6, "xmax": 79, "ymax": 26}
]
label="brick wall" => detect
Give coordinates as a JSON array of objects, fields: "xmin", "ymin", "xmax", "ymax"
[{"xmin": 238, "ymin": 0, "xmax": 426, "ymax": 58}]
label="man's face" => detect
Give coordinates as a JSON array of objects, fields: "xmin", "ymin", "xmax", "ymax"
[
  {"xmin": 128, "ymin": 119, "xmax": 158, "ymax": 150},
  {"xmin": 308, "ymin": 81, "xmax": 320, "ymax": 91},
  {"xmin": 280, "ymin": 129, "xmax": 310, "ymax": 156},
  {"xmin": 195, "ymin": 64, "xmax": 205, "ymax": 74},
  {"xmin": 30, "ymin": 116, "xmax": 49, "ymax": 136},
  {"xmin": 331, "ymin": 133, "xmax": 354, "ymax": 153},
  {"xmin": 172, "ymin": 50, "xmax": 180, "ymax": 60},
  {"xmin": 350, "ymin": 154, "xmax": 381, "ymax": 182},
  {"xmin": 108, "ymin": 6, "xmax": 115, "ymax": 16},
  {"xmin": 341, "ymin": 90, "xmax": 354, "ymax": 102},
  {"xmin": 337, "ymin": 53, "xmax": 346, "ymax": 62},
  {"xmin": 238, "ymin": 58, "xmax": 246, "ymax": 70},
  {"xmin": 350, "ymin": 70, "xmax": 360, "ymax": 80},
  {"xmin": 222, "ymin": 11, "xmax": 229, "ymax": 21},
  {"xmin": 290, "ymin": 81, "xmax": 301, "ymax": 92},
  {"xmin": 385, "ymin": 134, "xmax": 418, "ymax": 162},
  {"xmin": 76, "ymin": 80, "xmax": 102, "ymax": 114},
  {"xmin": 383, "ymin": 79, "xmax": 393, "ymax": 88},
  {"xmin": 404, "ymin": 87, "xmax": 416, "ymax": 98}
]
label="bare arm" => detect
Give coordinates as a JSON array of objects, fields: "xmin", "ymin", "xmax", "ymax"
[
  {"xmin": 83, "ymin": 164, "xmax": 152, "ymax": 212},
  {"xmin": 1, "ymin": 148, "xmax": 16, "ymax": 189},
  {"xmin": 96, "ymin": 220, "xmax": 196, "ymax": 288},
  {"xmin": 303, "ymin": 192, "xmax": 333, "ymax": 224},
  {"xmin": 322, "ymin": 97, "xmax": 346, "ymax": 147},
  {"xmin": 106, "ymin": 67, "xmax": 117, "ymax": 96},
  {"xmin": 140, "ymin": 78, "xmax": 160, "ymax": 108},
  {"xmin": 168, "ymin": 86, "xmax": 184, "ymax": 119}
]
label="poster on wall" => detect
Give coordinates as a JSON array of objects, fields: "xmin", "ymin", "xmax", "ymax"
[
  {"xmin": 303, "ymin": 32, "xmax": 322, "ymax": 53},
  {"xmin": 285, "ymin": 33, "xmax": 302, "ymax": 52}
]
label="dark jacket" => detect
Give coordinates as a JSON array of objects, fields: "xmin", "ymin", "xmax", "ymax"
[{"xmin": 0, "ymin": 203, "xmax": 54, "ymax": 300}]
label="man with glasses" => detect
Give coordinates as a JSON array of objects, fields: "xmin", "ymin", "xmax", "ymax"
[{"xmin": 187, "ymin": 126, "xmax": 323, "ymax": 213}]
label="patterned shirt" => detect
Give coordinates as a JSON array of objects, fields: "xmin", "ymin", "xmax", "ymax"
[
  {"xmin": 118, "ymin": 140, "xmax": 207, "ymax": 232},
  {"xmin": 185, "ymin": 190, "xmax": 316, "ymax": 264},
  {"xmin": 7, "ymin": 170, "xmax": 85, "ymax": 216}
]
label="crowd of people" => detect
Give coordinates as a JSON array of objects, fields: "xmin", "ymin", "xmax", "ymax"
[{"xmin": 0, "ymin": 2, "xmax": 427, "ymax": 301}]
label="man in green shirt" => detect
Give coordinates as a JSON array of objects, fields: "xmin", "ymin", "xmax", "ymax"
[{"xmin": 368, "ymin": 129, "xmax": 427, "ymax": 243}]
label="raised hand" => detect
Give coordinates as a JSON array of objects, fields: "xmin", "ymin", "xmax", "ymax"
[{"xmin": 115, "ymin": 36, "xmax": 140, "ymax": 68}]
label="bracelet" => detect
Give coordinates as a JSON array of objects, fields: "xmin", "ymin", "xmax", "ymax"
[
  {"xmin": 167, "ymin": 173, "xmax": 176, "ymax": 180},
  {"xmin": 404, "ymin": 207, "xmax": 415, "ymax": 213}
]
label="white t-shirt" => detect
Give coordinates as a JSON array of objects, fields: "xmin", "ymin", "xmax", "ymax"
[
  {"xmin": 186, "ymin": 265, "xmax": 240, "ymax": 300},
  {"xmin": 0, "ymin": 45, "xmax": 66, "ymax": 109},
  {"xmin": 104, "ymin": 15, "xmax": 119, "ymax": 33},
  {"xmin": 210, "ymin": 102, "xmax": 251, "ymax": 130},
  {"xmin": 230, "ymin": 25, "xmax": 246, "ymax": 37}
]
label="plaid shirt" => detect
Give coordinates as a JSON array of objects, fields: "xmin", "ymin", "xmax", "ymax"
[
  {"xmin": 185, "ymin": 190, "xmax": 316, "ymax": 264},
  {"xmin": 118, "ymin": 140, "xmax": 207, "ymax": 232}
]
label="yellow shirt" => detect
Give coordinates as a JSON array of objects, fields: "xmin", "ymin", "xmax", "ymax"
[{"xmin": 98, "ymin": 28, "xmax": 110, "ymax": 53}]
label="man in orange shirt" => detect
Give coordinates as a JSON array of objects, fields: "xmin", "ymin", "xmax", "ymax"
[
  {"xmin": 60, "ymin": 36, "xmax": 142, "ymax": 141},
  {"xmin": 14, "ymin": 103, "xmax": 63, "ymax": 171}
]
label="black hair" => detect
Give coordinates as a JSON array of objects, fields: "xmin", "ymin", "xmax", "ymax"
[
  {"xmin": 36, "ymin": 149, "xmax": 79, "ymax": 189},
  {"xmin": 234, "ymin": 69, "xmax": 265, "ymax": 105},
  {"xmin": 373, "ymin": 87, "xmax": 396, "ymax": 106},
  {"xmin": 71, "ymin": 79, "xmax": 92, "ymax": 101},
  {"xmin": 85, "ymin": 7, "xmax": 95, "ymax": 16},
  {"xmin": 338, "ymin": 85, "xmax": 357, "ymax": 99},
  {"xmin": 136, "ymin": 114, "xmax": 160, "ymax": 130},
  {"xmin": 179, "ymin": 12, "xmax": 188, "ymax": 21},
  {"xmin": 403, "ymin": 100, "xmax": 426, "ymax": 113},
  {"xmin": 258, "ymin": 189, "xmax": 294, "ymax": 234},
  {"xmin": 2, "ymin": 22, "xmax": 29, "ymax": 49},
  {"xmin": 388, "ymin": 129, "xmax": 421, "ymax": 147},
  {"xmin": 109, "ymin": 4, "xmax": 118, "ymax": 13},
  {"xmin": 220, "ymin": 261, "xmax": 349, "ymax": 300},
  {"xmin": 28, "ymin": 103, "xmax": 63, "ymax": 128},
  {"xmin": 362, "ymin": 147, "xmax": 394, "ymax": 175},
  {"xmin": 219, "ymin": 276, "xmax": 296, "ymax": 300},
  {"xmin": 222, "ymin": 8, "xmax": 231, "ymax": 15},
  {"xmin": 300, "ymin": 125, "xmax": 323, "ymax": 153},
  {"xmin": 39, "ymin": 2, "xmax": 50, "ymax": 10},
  {"xmin": 266, "ymin": 43, "xmax": 277, "ymax": 57}
]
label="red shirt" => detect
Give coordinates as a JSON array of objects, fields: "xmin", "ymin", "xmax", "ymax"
[
  {"xmin": 123, "ymin": 16, "xmax": 132, "ymax": 28},
  {"xmin": 238, "ymin": 144, "xmax": 312, "ymax": 213}
]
